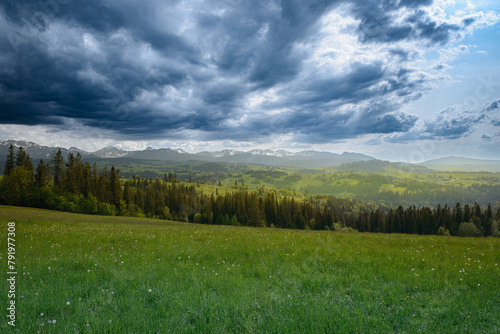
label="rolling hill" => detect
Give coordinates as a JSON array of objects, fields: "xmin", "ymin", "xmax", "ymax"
[{"xmin": 421, "ymin": 157, "xmax": 500, "ymax": 172}]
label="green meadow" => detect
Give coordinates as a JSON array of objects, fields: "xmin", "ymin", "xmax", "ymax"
[{"xmin": 1, "ymin": 206, "xmax": 499, "ymax": 333}]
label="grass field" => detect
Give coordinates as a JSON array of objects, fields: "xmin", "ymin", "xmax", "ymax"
[{"xmin": 1, "ymin": 206, "xmax": 499, "ymax": 333}]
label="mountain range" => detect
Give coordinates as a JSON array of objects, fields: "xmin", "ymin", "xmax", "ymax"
[
  {"xmin": 0, "ymin": 140, "xmax": 374, "ymax": 169},
  {"xmin": 1, "ymin": 140, "xmax": 500, "ymax": 172}
]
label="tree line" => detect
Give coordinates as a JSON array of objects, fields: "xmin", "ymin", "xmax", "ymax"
[{"xmin": 1, "ymin": 145, "xmax": 499, "ymax": 237}]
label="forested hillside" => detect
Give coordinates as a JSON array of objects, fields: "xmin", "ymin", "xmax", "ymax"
[{"xmin": 1, "ymin": 145, "xmax": 499, "ymax": 237}]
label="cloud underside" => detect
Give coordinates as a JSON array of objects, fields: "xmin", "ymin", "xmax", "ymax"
[{"xmin": 0, "ymin": 0, "xmax": 498, "ymax": 144}]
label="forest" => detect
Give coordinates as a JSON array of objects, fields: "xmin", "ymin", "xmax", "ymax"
[
  {"xmin": 1, "ymin": 145, "xmax": 499, "ymax": 237},
  {"xmin": 87, "ymin": 157, "xmax": 500, "ymax": 208}
]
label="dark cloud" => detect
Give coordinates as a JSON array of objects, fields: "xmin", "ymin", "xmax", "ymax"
[
  {"xmin": 387, "ymin": 102, "xmax": 497, "ymax": 143},
  {"xmin": 0, "ymin": 0, "xmax": 490, "ymax": 144},
  {"xmin": 284, "ymin": 63, "xmax": 386, "ymax": 106},
  {"xmin": 353, "ymin": 2, "xmax": 461, "ymax": 45},
  {"xmin": 484, "ymin": 100, "xmax": 500, "ymax": 126},
  {"xmin": 481, "ymin": 134, "xmax": 491, "ymax": 141},
  {"xmin": 215, "ymin": 101, "xmax": 419, "ymax": 144},
  {"xmin": 423, "ymin": 113, "xmax": 484, "ymax": 139}
]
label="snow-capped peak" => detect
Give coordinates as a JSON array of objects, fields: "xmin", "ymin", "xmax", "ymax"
[
  {"xmin": 169, "ymin": 148, "xmax": 188, "ymax": 154},
  {"xmin": 196, "ymin": 149, "xmax": 239, "ymax": 158},
  {"xmin": 0, "ymin": 139, "xmax": 38, "ymax": 148},
  {"xmin": 93, "ymin": 146, "xmax": 129, "ymax": 158}
]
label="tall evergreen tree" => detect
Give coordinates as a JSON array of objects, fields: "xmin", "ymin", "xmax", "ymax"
[
  {"xmin": 109, "ymin": 166, "xmax": 122, "ymax": 209},
  {"xmin": 51, "ymin": 149, "xmax": 66, "ymax": 192},
  {"xmin": 35, "ymin": 159, "xmax": 51, "ymax": 188},
  {"xmin": 4, "ymin": 144, "xmax": 15, "ymax": 176},
  {"xmin": 15, "ymin": 146, "xmax": 27, "ymax": 168}
]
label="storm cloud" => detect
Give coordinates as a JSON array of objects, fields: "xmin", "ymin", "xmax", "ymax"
[{"xmin": 0, "ymin": 0, "xmax": 497, "ymax": 144}]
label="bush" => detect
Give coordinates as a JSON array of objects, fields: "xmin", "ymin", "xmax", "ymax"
[
  {"xmin": 437, "ymin": 226, "xmax": 450, "ymax": 236},
  {"xmin": 491, "ymin": 220, "xmax": 500, "ymax": 237},
  {"xmin": 97, "ymin": 202, "xmax": 117, "ymax": 216},
  {"xmin": 458, "ymin": 222, "xmax": 481, "ymax": 237},
  {"xmin": 340, "ymin": 227, "xmax": 358, "ymax": 233},
  {"xmin": 193, "ymin": 213, "xmax": 202, "ymax": 224},
  {"xmin": 31, "ymin": 187, "xmax": 55, "ymax": 209},
  {"xmin": 79, "ymin": 195, "xmax": 98, "ymax": 214}
]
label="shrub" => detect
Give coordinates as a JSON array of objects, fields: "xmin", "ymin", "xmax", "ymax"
[
  {"xmin": 437, "ymin": 226, "xmax": 450, "ymax": 236},
  {"xmin": 193, "ymin": 213, "xmax": 202, "ymax": 224},
  {"xmin": 97, "ymin": 202, "xmax": 117, "ymax": 216},
  {"xmin": 491, "ymin": 220, "xmax": 500, "ymax": 237},
  {"xmin": 79, "ymin": 195, "xmax": 98, "ymax": 214},
  {"xmin": 340, "ymin": 227, "xmax": 358, "ymax": 233},
  {"xmin": 458, "ymin": 222, "xmax": 481, "ymax": 237}
]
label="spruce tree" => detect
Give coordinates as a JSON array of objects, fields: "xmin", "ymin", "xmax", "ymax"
[
  {"xmin": 51, "ymin": 149, "xmax": 66, "ymax": 192},
  {"xmin": 35, "ymin": 159, "xmax": 51, "ymax": 188},
  {"xmin": 109, "ymin": 166, "xmax": 122, "ymax": 209},
  {"xmin": 15, "ymin": 146, "xmax": 27, "ymax": 168},
  {"xmin": 4, "ymin": 144, "xmax": 15, "ymax": 176}
]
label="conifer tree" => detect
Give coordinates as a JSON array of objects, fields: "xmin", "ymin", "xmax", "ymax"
[
  {"xmin": 35, "ymin": 159, "xmax": 51, "ymax": 188},
  {"xmin": 109, "ymin": 166, "xmax": 122, "ymax": 209},
  {"xmin": 15, "ymin": 146, "xmax": 27, "ymax": 168},
  {"xmin": 4, "ymin": 144, "xmax": 15, "ymax": 176},
  {"xmin": 51, "ymin": 149, "xmax": 66, "ymax": 192}
]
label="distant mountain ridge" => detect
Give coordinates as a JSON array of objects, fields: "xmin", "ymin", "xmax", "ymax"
[
  {"xmin": 0, "ymin": 140, "xmax": 96, "ymax": 161},
  {"xmin": 1, "ymin": 140, "xmax": 500, "ymax": 172},
  {"xmin": 0, "ymin": 139, "xmax": 375, "ymax": 169},
  {"xmin": 93, "ymin": 146, "xmax": 129, "ymax": 158}
]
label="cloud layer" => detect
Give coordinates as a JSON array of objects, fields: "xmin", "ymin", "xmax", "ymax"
[{"xmin": 0, "ymin": 0, "xmax": 498, "ymax": 147}]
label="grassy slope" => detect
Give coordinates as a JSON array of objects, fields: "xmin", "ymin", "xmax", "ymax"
[
  {"xmin": 1, "ymin": 206, "xmax": 499, "ymax": 333},
  {"xmin": 221, "ymin": 169, "xmax": 500, "ymax": 198}
]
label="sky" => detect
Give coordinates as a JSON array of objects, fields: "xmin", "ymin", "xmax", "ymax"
[{"xmin": 1, "ymin": 0, "xmax": 499, "ymax": 162}]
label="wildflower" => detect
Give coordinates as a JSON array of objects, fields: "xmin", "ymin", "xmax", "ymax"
[
  {"xmin": 40, "ymin": 313, "xmax": 44, "ymax": 316},
  {"xmin": 66, "ymin": 301, "xmax": 70, "ymax": 305},
  {"xmin": 52, "ymin": 320, "xmax": 56, "ymax": 324},
  {"xmin": 148, "ymin": 289, "xmax": 152, "ymax": 292}
]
